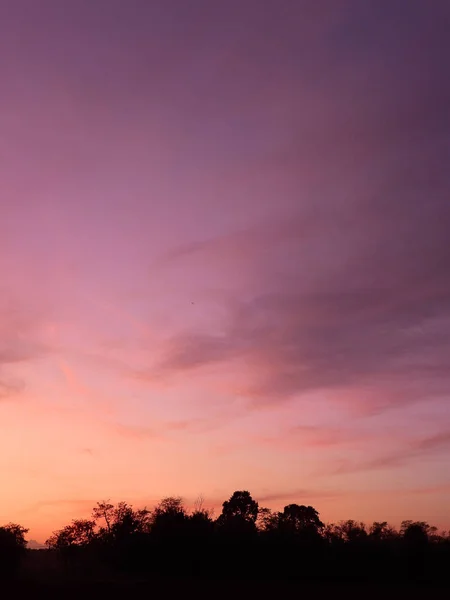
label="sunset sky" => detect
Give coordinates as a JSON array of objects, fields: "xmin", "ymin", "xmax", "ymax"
[{"xmin": 1, "ymin": 0, "xmax": 449, "ymax": 543}]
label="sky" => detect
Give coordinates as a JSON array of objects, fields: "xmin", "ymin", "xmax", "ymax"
[{"xmin": 1, "ymin": 0, "xmax": 449, "ymax": 543}]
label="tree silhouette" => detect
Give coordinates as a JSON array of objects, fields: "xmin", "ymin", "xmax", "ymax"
[
  {"xmin": 333, "ymin": 520, "xmax": 368, "ymax": 543},
  {"xmin": 0, "ymin": 523, "xmax": 28, "ymax": 577},
  {"xmin": 218, "ymin": 490, "xmax": 258, "ymax": 522},
  {"xmin": 216, "ymin": 490, "xmax": 259, "ymax": 539},
  {"xmin": 400, "ymin": 520, "xmax": 431, "ymax": 580},
  {"xmin": 369, "ymin": 521, "xmax": 397, "ymax": 541},
  {"xmin": 256, "ymin": 507, "xmax": 278, "ymax": 532},
  {"xmin": 188, "ymin": 508, "xmax": 214, "ymax": 535},
  {"xmin": 401, "ymin": 520, "xmax": 430, "ymax": 545},
  {"xmin": 150, "ymin": 497, "xmax": 187, "ymax": 538},
  {"xmin": 46, "ymin": 519, "xmax": 96, "ymax": 550},
  {"xmin": 278, "ymin": 504, "xmax": 324, "ymax": 536},
  {"xmin": 0, "ymin": 523, "xmax": 28, "ymax": 548},
  {"xmin": 110, "ymin": 502, "xmax": 150, "ymax": 538},
  {"xmin": 24, "ymin": 491, "xmax": 450, "ymax": 584},
  {"xmin": 92, "ymin": 500, "xmax": 114, "ymax": 534}
]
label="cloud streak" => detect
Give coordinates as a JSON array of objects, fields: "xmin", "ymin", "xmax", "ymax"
[
  {"xmin": 332, "ymin": 430, "xmax": 450, "ymax": 476},
  {"xmin": 149, "ymin": 203, "xmax": 450, "ymax": 413},
  {"xmin": 137, "ymin": 2, "xmax": 450, "ymax": 417}
]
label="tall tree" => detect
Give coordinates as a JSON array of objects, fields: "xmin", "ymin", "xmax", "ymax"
[
  {"xmin": 92, "ymin": 500, "xmax": 114, "ymax": 534},
  {"xmin": 278, "ymin": 504, "xmax": 324, "ymax": 535},
  {"xmin": 216, "ymin": 490, "xmax": 259, "ymax": 535},
  {"xmin": 220, "ymin": 491, "xmax": 259, "ymax": 522}
]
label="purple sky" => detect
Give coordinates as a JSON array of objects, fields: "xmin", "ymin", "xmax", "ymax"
[{"xmin": 1, "ymin": 0, "xmax": 449, "ymax": 541}]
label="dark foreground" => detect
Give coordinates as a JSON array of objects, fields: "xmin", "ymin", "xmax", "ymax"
[
  {"xmin": 1, "ymin": 579, "xmax": 449, "ymax": 600},
  {"xmin": 6, "ymin": 578, "xmax": 449, "ymax": 600}
]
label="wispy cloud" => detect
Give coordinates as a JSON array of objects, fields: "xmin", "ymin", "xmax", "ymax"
[
  {"xmin": 19, "ymin": 498, "xmax": 96, "ymax": 516},
  {"xmin": 144, "ymin": 221, "xmax": 450, "ymax": 413},
  {"xmin": 406, "ymin": 482, "xmax": 450, "ymax": 496},
  {"xmin": 256, "ymin": 487, "xmax": 342, "ymax": 505},
  {"xmin": 0, "ymin": 299, "xmax": 50, "ymax": 400},
  {"xmin": 113, "ymin": 423, "xmax": 158, "ymax": 441},
  {"xmin": 133, "ymin": 0, "xmax": 450, "ymax": 416},
  {"xmin": 113, "ymin": 415, "xmax": 230, "ymax": 442},
  {"xmin": 59, "ymin": 360, "xmax": 91, "ymax": 397},
  {"xmin": 331, "ymin": 430, "xmax": 450, "ymax": 475},
  {"xmin": 0, "ymin": 376, "xmax": 25, "ymax": 400},
  {"xmin": 253, "ymin": 424, "xmax": 387, "ymax": 451}
]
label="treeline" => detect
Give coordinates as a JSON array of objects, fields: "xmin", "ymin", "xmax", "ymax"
[{"xmin": 1, "ymin": 491, "xmax": 449, "ymax": 583}]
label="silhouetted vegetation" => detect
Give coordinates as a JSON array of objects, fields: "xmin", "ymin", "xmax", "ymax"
[
  {"xmin": 2, "ymin": 491, "xmax": 449, "ymax": 587},
  {"xmin": 0, "ymin": 523, "xmax": 28, "ymax": 578}
]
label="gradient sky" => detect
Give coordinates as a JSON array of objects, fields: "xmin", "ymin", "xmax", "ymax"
[{"xmin": 1, "ymin": 0, "xmax": 450, "ymax": 542}]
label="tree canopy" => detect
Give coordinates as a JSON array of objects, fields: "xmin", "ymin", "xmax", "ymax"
[{"xmin": 1, "ymin": 491, "xmax": 448, "ymax": 584}]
